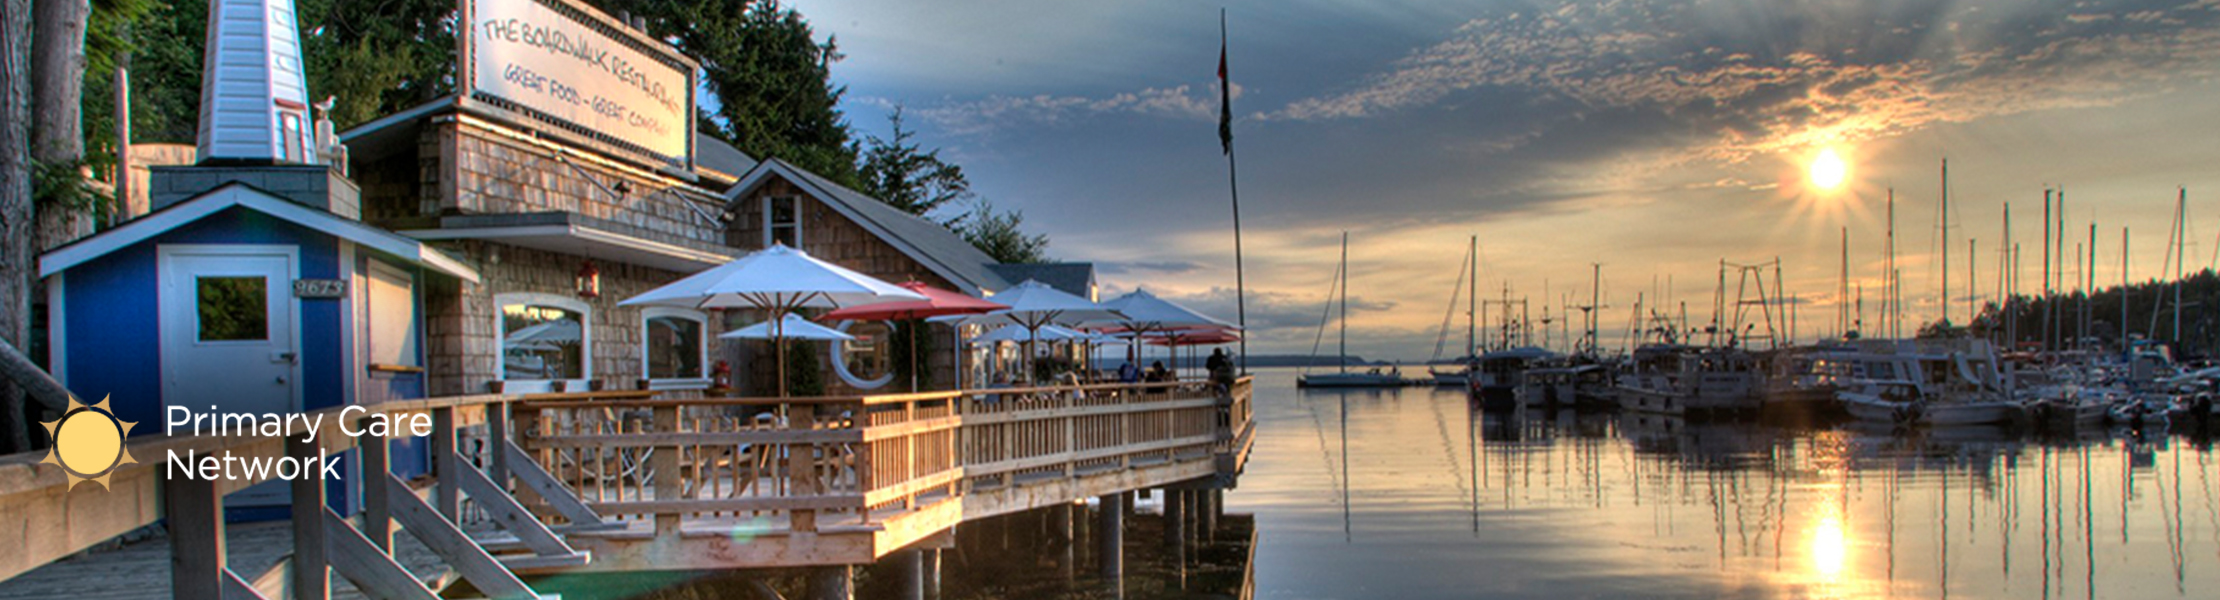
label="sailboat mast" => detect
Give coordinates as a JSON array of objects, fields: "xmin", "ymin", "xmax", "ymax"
[
  {"xmin": 1942, "ymin": 158, "xmax": 1950, "ymax": 327},
  {"xmin": 1468, "ymin": 235, "xmax": 1477, "ymax": 362},
  {"xmin": 2174, "ymin": 188, "xmax": 2185, "ymax": 342},
  {"xmin": 1339, "ymin": 231, "xmax": 1349, "ymax": 373},
  {"xmin": 1840, "ymin": 226, "xmax": 1849, "ymax": 337},
  {"xmin": 2043, "ymin": 189, "xmax": 2053, "ymax": 350},
  {"xmin": 1886, "ymin": 189, "xmax": 1897, "ymax": 338}
]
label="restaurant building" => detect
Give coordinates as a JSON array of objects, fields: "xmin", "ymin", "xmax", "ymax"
[{"xmin": 37, "ymin": 0, "xmax": 1098, "ymax": 436}]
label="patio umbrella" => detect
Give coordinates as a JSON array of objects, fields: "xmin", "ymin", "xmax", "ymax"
[
  {"xmin": 970, "ymin": 324, "xmax": 1093, "ymax": 344},
  {"xmin": 1095, "ymin": 288, "xmax": 1240, "ymax": 377},
  {"xmin": 622, "ymin": 243, "xmax": 924, "ymax": 396},
  {"xmin": 723, "ymin": 314, "xmax": 855, "ymax": 342},
  {"xmin": 939, "ymin": 280, "xmax": 1124, "ymax": 383},
  {"xmin": 1138, "ymin": 326, "xmax": 1242, "ymax": 380},
  {"xmin": 819, "ymin": 281, "xmax": 1007, "ymax": 391}
]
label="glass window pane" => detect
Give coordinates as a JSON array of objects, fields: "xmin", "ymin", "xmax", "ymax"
[
  {"xmin": 197, "ymin": 276, "xmax": 268, "ymax": 341},
  {"xmin": 843, "ymin": 321, "xmax": 889, "ymax": 380},
  {"xmin": 367, "ymin": 265, "xmax": 418, "ymax": 366},
  {"xmin": 646, "ymin": 315, "xmax": 702, "ymax": 379},
  {"xmin": 501, "ymin": 303, "xmax": 584, "ymax": 380}
]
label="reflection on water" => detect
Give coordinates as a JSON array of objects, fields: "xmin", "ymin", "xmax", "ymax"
[{"xmin": 1229, "ymin": 368, "xmax": 2220, "ymax": 599}]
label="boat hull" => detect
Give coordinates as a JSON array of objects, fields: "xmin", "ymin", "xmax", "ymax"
[{"xmin": 1842, "ymin": 392, "xmax": 2019, "ymax": 427}]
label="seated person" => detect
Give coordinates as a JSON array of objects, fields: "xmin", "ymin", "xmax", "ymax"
[
  {"xmin": 1118, "ymin": 361, "xmax": 1141, "ymax": 383},
  {"xmin": 1146, "ymin": 361, "xmax": 1171, "ymax": 382}
]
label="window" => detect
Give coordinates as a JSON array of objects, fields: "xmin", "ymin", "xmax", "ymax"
[
  {"xmin": 496, "ymin": 293, "xmax": 591, "ymax": 384},
  {"xmin": 365, "ymin": 261, "xmax": 418, "ymax": 367},
  {"xmin": 197, "ymin": 276, "xmax": 268, "ymax": 341},
  {"xmin": 279, "ymin": 111, "xmax": 305, "ymax": 163},
  {"xmin": 764, "ymin": 196, "xmax": 800, "ymax": 248},
  {"xmin": 829, "ymin": 320, "xmax": 894, "ymax": 389},
  {"xmin": 642, "ymin": 307, "xmax": 707, "ymax": 387}
]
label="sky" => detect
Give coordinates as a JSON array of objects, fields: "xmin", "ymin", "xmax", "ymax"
[{"xmin": 785, "ymin": 0, "xmax": 2220, "ymax": 362}]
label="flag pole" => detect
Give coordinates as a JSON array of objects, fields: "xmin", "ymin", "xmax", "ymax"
[{"xmin": 1221, "ymin": 8, "xmax": 1249, "ymax": 374}]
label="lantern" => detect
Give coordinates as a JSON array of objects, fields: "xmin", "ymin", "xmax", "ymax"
[{"xmin": 575, "ymin": 259, "xmax": 601, "ymax": 298}]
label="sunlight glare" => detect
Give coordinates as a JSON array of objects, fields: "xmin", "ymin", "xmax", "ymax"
[
  {"xmin": 1809, "ymin": 510, "xmax": 1847, "ymax": 581},
  {"xmin": 1809, "ymin": 148, "xmax": 1848, "ymax": 191}
]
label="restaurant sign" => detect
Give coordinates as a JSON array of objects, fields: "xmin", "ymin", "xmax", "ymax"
[{"xmin": 463, "ymin": 0, "xmax": 695, "ymax": 169}]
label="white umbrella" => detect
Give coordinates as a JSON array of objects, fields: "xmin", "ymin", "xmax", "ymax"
[
  {"xmin": 1095, "ymin": 288, "xmax": 1240, "ymax": 376},
  {"xmin": 723, "ymin": 314, "xmax": 855, "ymax": 342},
  {"xmin": 623, "ymin": 244, "xmax": 924, "ymax": 395},
  {"xmin": 940, "ymin": 280, "xmax": 1124, "ymax": 381},
  {"xmin": 970, "ymin": 324, "xmax": 1091, "ymax": 345}
]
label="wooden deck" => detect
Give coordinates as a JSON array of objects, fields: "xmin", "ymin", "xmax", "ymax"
[{"xmin": 0, "ymin": 377, "xmax": 1253, "ymax": 599}]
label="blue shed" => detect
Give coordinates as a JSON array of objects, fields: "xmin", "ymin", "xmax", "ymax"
[{"xmin": 38, "ymin": 177, "xmax": 480, "ymax": 517}]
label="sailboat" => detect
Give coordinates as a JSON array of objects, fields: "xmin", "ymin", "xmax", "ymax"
[
  {"xmin": 1429, "ymin": 236, "xmax": 1479, "ymax": 386},
  {"xmin": 1300, "ymin": 232, "xmax": 1407, "ymax": 388}
]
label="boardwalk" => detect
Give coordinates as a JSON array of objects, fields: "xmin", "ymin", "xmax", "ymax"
[{"xmin": 0, "ymin": 377, "xmax": 1254, "ymax": 599}]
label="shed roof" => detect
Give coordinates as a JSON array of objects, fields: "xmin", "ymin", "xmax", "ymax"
[{"xmin": 40, "ymin": 183, "xmax": 480, "ymax": 282}]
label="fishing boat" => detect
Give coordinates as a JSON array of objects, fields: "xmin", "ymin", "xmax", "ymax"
[
  {"xmin": 1472, "ymin": 346, "xmax": 1554, "ymax": 410},
  {"xmin": 1300, "ymin": 232, "xmax": 1408, "ymax": 388}
]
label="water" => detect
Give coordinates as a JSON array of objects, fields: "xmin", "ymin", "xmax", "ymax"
[{"xmin": 1229, "ymin": 368, "xmax": 2220, "ymax": 599}]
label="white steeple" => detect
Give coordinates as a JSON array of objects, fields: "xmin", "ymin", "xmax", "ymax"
[{"xmin": 195, "ymin": 0, "xmax": 318, "ymax": 165}]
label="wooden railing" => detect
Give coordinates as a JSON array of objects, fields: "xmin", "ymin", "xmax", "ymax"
[
  {"xmin": 512, "ymin": 377, "xmax": 1248, "ymax": 532},
  {"xmin": 0, "ymin": 375, "xmax": 1253, "ymax": 589}
]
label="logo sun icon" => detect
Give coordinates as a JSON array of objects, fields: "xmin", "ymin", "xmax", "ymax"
[{"xmin": 39, "ymin": 396, "xmax": 137, "ymax": 491}]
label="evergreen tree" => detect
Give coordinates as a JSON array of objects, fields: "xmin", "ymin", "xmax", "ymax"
[
  {"xmin": 958, "ymin": 202, "xmax": 1050, "ymax": 264},
  {"xmin": 856, "ymin": 107, "xmax": 969, "ymax": 221},
  {"xmin": 612, "ymin": 0, "xmax": 857, "ymax": 184}
]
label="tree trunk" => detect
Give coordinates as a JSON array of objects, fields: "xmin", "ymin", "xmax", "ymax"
[
  {"xmin": 31, "ymin": 0, "xmax": 90, "ymax": 251},
  {"xmin": 0, "ymin": 0, "xmax": 36, "ymax": 453}
]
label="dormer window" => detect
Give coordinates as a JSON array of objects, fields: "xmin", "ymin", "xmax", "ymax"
[{"xmin": 765, "ymin": 196, "xmax": 801, "ymax": 248}]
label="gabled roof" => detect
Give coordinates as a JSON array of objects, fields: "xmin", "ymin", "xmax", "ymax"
[
  {"xmin": 726, "ymin": 158, "xmax": 1012, "ymax": 296},
  {"xmin": 987, "ymin": 263, "xmax": 1097, "ymax": 300},
  {"xmin": 40, "ymin": 183, "xmax": 480, "ymax": 283}
]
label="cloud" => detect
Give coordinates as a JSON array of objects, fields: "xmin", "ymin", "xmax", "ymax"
[
  {"xmin": 1266, "ymin": 0, "xmax": 2220, "ymax": 161},
  {"xmin": 1097, "ymin": 260, "xmax": 1210, "ymax": 275},
  {"xmin": 886, "ymin": 83, "xmax": 1237, "ymax": 136}
]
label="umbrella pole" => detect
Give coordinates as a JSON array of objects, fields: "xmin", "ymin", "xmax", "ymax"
[
  {"xmin": 775, "ymin": 306, "xmax": 789, "ymax": 398},
  {"xmin": 910, "ymin": 318, "xmax": 920, "ymax": 392}
]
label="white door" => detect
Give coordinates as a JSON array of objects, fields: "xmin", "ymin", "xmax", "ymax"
[{"xmin": 161, "ymin": 246, "xmax": 299, "ymax": 416}]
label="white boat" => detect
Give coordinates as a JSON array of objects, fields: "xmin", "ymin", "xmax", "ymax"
[
  {"xmin": 1299, "ymin": 232, "xmax": 1406, "ymax": 389},
  {"xmin": 1610, "ymin": 343, "xmax": 1759, "ymax": 414},
  {"xmin": 1831, "ymin": 338, "xmax": 2023, "ymax": 427}
]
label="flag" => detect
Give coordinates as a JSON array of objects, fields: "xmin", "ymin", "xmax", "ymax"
[{"xmin": 1218, "ymin": 11, "xmax": 1233, "ymax": 155}]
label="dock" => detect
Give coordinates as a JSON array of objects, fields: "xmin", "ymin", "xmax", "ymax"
[{"xmin": 0, "ymin": 377, "xmax": 1254, "ymax": 599}]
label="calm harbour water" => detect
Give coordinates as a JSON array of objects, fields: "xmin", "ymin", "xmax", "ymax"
[{"xmin": 1226, "ymin": 368, "xmax": 2220, "ymax": 600}]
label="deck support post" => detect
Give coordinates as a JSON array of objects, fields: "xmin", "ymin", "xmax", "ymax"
[
  {"xmin": 1201, "ymin": 488, "xmax": 1220, "ymax": 542},
  {"xmin": 486, "ymin": 399, "xmax": 510, "ymax": 490},
  {"xmin": 1164, "ymin": 488, "xmax": 1186, "ymax": 559},
  {"xmin": 893, "ymin": 548, "xmax": 925, "ymax": 600},
  {"xmin": 431, "ymin": 406, "xmax": 459, "ymax": 519},
  {"xmin": 1097, "ymin": 493, "xmax": 1124, "ymax": 596},
  {"xmin": 358, "ymin": 420, "xmax": 391, "ymax": 552},
  {"xmin": 805, "ymin": 565, "xmax": 853, "ymax": 600},
  {"xmin": 287, "ymin": 432, "xmax": 330, "ymax": 600},
  {"xmin": 165, "ymin": 475, "xmax": 224, "ymax": 600},
  {"xmin": 924, "ymin": 548, "xmax": 942, "ymax": 600}
]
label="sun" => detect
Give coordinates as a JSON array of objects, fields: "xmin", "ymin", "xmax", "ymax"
[
  {"xmin": 39, "ymin": 396, "xmax": 136, "ymax": 491},
  {"xmin": 1809, "ymin": 148, "xmax": 1849, "ymax": 191}
]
